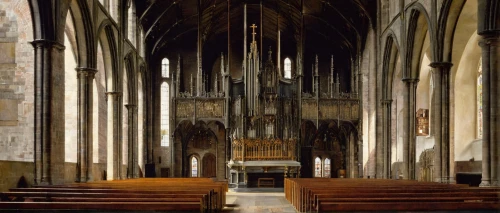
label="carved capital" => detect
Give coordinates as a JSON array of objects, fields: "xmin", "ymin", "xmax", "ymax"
[
  {"xmin": 105, "ymin": 91, "xmax": 122, "ymax": 101},
  {"xmin": 402, "ymin": 78, "xmax": 419, "ymax": 84},
  {"xmin": 479, "ymin": 35, "xmax": 500, "ymax": 47},
  {"xmin": 429, "ymin": 62, "xmax": 453, "ymax": 69},
  {"xmin": 105, "ymin": 91, "xmax": 122, "ymax": 96},
  {"xmin": 125, "ymin": 104, "xmax": 137, "ymax": 111},
  {"xmin": 76, "ymin": 67, "xmax": 98, "ymax": 78},
  {"xmin": 30, "ymin": 39, "xmax": 65, "ymax": 51},
  {"xmin": 381, "ymin": 99, "xmax": 393, "ymax": 105}
]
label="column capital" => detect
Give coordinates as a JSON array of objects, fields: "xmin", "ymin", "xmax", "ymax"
[
  {"xmin": 381, "ymin": 99, "xmax": 393, "ymax": 105},
  {"xmin": 125, "ymin": 104, "xmax": 137, "ymax": 109},
  {"xmin": 30, "ymin": 39, "xmax": 65, "ymax": 50},
  {"xmin": 105, "ymin": 91, "xmax": 122, "ymax": 101},
  {"xmin": 402, "ymin": 78, "xmax": 419, "ymax": 83},
  {"xmin": 479, "ymin": 35, "xmax": 500, "ymax": 47},
  {"xmin": 105, "ymin": 91, "xmax": 122, "ymax": 96},
  {"xmin": 75, "ymin": 67, "xmax": 98, "ymax": 73},
  {"xmin": 76, "ymin": 67, "xmax": 98, "ymax": 78},
  {"xmin": 429, "ymin": 62, "xmax": 453, "ymax": 69}
]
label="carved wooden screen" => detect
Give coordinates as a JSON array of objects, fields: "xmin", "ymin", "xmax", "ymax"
[{"xmin": 202, "ymin": 153, "xmax": 216, "ymax": 178}]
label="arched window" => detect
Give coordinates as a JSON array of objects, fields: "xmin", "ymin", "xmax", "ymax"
[
  {"xmin": 323, "ymin": 158, "xmax": 331, "ymax": 178},
  {"xmin": 127, "ymin": 1, "xmax": 136, "ymax": 45},
  {"xmin": 284, "ymin": 58, "xmax": 292, "ymax": 79},
  {"xmin": 477, "ymin": 58, "xmax": 483, "ymax": 139},
  {"xmin": 162, "ymin": 58, "xmax": 169, "ymax": 78},
  {"xmin": 314, "ymin": 157, "xmax": 322, "ymax": 177},
  {"xmin": 191, "ymin": 156, "xmax": 199, "ymax": 177},
  {"xmin": 161, "ymin": 82, "xmax": 169, "ymax": 146}
]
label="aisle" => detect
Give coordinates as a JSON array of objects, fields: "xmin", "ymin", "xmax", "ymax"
[{"xmin": 223, "ymin": 191, "xmax": 296, "ymax": 213}]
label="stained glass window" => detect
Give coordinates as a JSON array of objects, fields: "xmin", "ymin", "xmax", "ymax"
[
  {"xmin": 323, "ymin": 158, "xmax": 331, "ymax": 178},
  {"xmin": 161, "ymin": 82, "xmax": 169, "ymax": 146},
  {"xmin": 315, "ymin": 157, "xmax": 322, "ymax": 177},
  {"xmin": 191, "ymin": 157, "xmax": 198, "ymax": 177},
  {"xmin": 162, "ymin": 58, "xmax": 169, "ymax": 78},
  {"xmin": 478, "ymin": 58, "xmax": 483, "ymax": 139},
  {"xmin": 284, "ymin": 58, "xmax": 292, "ymax": 79}
]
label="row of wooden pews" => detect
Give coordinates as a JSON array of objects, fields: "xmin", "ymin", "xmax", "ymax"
[
  {"xmin": 0, "ymin": 178, "xmax": 227, "ymax": 212},
  {"xmin": 285, "ymin": 178, "xmax": 500, "ymax": 212}
]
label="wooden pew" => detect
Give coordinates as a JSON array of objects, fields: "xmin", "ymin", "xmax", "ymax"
[
  {"xmin": 0, "ymin": 178, "xmax": 228, "ymax": 212},
  {"xmin": 284, "ymin": 178, "xmax": 500, "ymax": 212}
]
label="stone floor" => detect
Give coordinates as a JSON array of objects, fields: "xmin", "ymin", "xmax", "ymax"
[{"xmin": 223, "ymin": 190, "xmax": 297, "ymax": 213}]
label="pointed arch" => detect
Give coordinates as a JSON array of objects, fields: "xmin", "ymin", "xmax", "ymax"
[
  {"xmin": 406, "ymin": 4, "xmax": 436, "ymax": 79},
  {"xmin": 314, "ymin": 156, "xmax": 322, "ymax": 177},
  {"xmin": 97, "ymin": 21, "xmax": 119, "ymax": 92},
  {"xmin": 382, "ymin": 32, "xmax": 401, "ymax": 99},
  {"xmin": 438, "ymin": 0, "xmax": 467, "ymax": 62},
  {"xmin": 69, "ymin": 0, "xmax": 96, "ymax": 68},
  {"xmin": 190, "ymin": 155, "xmax": 199, "ymax": 177}
]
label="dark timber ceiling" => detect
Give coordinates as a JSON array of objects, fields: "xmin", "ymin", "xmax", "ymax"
[{"xmin": 136, "ymin": 0, "xmax": 375, "ymax": 61}]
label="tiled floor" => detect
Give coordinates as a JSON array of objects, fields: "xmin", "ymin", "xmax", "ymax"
[{"xmin": 223, "ymin": 191, "xmax": 297, "ymax": 213}]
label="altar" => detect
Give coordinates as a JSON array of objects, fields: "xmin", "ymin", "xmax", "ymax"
[
  {"xmin": 228, "ymin": 160, "xmax": 300, "ymax": 188},
  {"xmin": 228, "ymin": 138, "xmax": 301, "ymax": 188}
]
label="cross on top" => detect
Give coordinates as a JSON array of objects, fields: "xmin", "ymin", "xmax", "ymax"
[{"xmin": 250, "ymin": 24, "xmax": 257, "ymax": 42}]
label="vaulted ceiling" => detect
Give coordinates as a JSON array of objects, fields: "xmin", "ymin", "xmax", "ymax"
[{"xmin": 136, "ymin": 0, "xmax": 375, "ymax": 62}]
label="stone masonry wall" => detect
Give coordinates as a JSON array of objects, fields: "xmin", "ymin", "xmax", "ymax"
[{"xmin": 0, "ymin": 0, "xmax": 34, "ymax": 162}]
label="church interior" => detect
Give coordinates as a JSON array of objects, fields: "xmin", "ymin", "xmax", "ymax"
[{"xmin": 0, "ymin": 0, "xmax": 500, "ymax": 212}]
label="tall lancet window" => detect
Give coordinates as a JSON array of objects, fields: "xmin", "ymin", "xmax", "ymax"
[
  {"xmin": 477, "ymin": 58, "xmax": 483, "ymax": 139},
  {"xmin": 161, "ymin": 82, "xmax": 170, "ymax": 146},
  {"xmin": 162, "ymin": 58, "xmax": 169, "ymax": 78},
  {"xmin": 314, "ymin": 157, "xmax": 322, "ymax": 177},
  {"xmin": 284, "ymin": 58, "xmax": 292, "ymax": 79},
  {"xmin": 323, "ymin": 158, "xmax": 331, "ymax": 178},
  {"xmin": 191, "ymin": 156, "xmax": 199, "ymax": 177}
]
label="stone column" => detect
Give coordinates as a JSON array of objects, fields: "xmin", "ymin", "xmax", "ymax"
[
  {"xmin": 76, "ymin": 68, "xmax": 97, "ymax": 183},
  {"xmin": 479, "ymin": 35, "xmax": 500, "ymax": 186},
  {"xmin": 402, "ymin": 78, "xmax": 418, "ymax": 180},
  {"xmin": 243, "ymin": 166, "xmax": 247, "ymax": 186},
  {"xmin": 106, "ymin": 92, "xmax": 122, "ymax": 180},
  {"xmin": 381, "ymin": 99, "xmax": 392, "ymax": 179},
  {"xmin": 31, "ymin": 39, "xmax": 65, "ymax": 185},
  {"xmin": 429, "ymin": 62, "xmax": 453, "ymax": 183},
  {"xmin": 125, "ymin": 104, "xmax": 137, "ymax": 178}
]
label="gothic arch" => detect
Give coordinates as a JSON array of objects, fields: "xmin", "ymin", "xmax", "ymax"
[
  {"xmin": 28, "ymin": 0, "xmax": 70, "ymax": 41},
  {"xmin": 97, "ymin": 22, "xmax": 119, "ymax": 92},
  {"xmin": 406, "ymin": 4, "xmax": 436, "ymax": 79},
  {"xmin": 438, "ymin": 0, "xmax": 467, "ymax": 62},
  {"xmin": 382, "ymin": 33, "xmax": 401, "ymax": 99},
  {"xmin": 69, "ymin": 0, "xmax": 96, "ymax": 68}
]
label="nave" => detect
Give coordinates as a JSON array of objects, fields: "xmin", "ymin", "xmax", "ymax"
[{"xmin": 1, "ymin": 178, "xmax": 500, "ymax": 212}]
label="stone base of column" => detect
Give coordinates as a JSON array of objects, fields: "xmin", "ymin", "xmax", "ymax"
[
  {"xmin": 479, "ymin": 180, "xmax": 491, "ymax": 187},
  {"xmin": 448, "ymin": 177, "xmax": 456, "ymax": 184},
  {"xmin": 36, "ymin": 180, "xmax": 51, "ymax": 186}
]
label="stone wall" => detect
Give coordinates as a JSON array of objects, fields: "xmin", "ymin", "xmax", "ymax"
[{"xmin": 0, "ymin": 0, "xmax": 34, "ymax": 162}]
